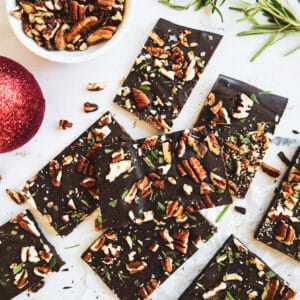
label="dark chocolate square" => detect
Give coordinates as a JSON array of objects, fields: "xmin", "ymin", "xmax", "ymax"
[
  {"xmin": 195, "ymin": 75, "xmax": 288, "ymax": 198},
  {"xmin": 179, "ymin": 235, "xmax": 296, "ymax": 300},
  {"xmin": 256, "ymin": 147, "xmax": 300, "ymax": 262},
  {"xmin": 0, "ymin": 210, "xmax": 64, "ymax": 299},
  {"xmin": 22, "ymin": 112, "xmax": 131, "ymax": 235},
  {"xmin": 114, "ymin": 18, "xmax": 222, "ymax": 132},
  {"xmin": 82, "ymin": 200, "xmax": 216, "ymax": 300}
]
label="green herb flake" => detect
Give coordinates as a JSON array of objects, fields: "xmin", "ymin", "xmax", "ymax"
[
  {"xmin": 13, "ymin": 263, "xmax": 23, "ymax": 275},
  {"xmin": 49, "ymin": 257, "xmax": 57, "ymax": 269},
  {"xmin": 121, "ymin": 189, "xmax": 129, "ymax": 200},
  {"xmin": 259, "ymin": 90, "xmax": 272, "ymax": 95},
  {"xmin": 0, "ymin": 279, "xmax": 6, "ymax": 286},
  {"xmin": 109, "ymin": 199, "xmax": 118, "ymax": 208},
  {"xmin": 215, "ymin": 204, "xmax": 231, "ymax": 223},
  {"xmin": 186, "ymin": 213, "xmax": 197, "ymax": 221},
  {"xmin": 64, "ymin": 244, "xmax": 80, "ymax": 250},
  {"xmin": 96, "ymin": 215, "xmax": 103, "ymax": 224},
  {"xmin": 250, "ymin": 94, "xmax": 260, "ymax": 104},
  {"xmin": 157, "ymin": 201, "xmax": 166, "ymax": 211},
  {"xmin": 106, "ymin": 271, "xmax": 111, "ymax": 282},
  {"xmin": 139, "ymin": 85, "xmax": 151, "ymax": 91},
  {"xmin": 266, "ymin": 271, "xmax": 276, "ymax": 279},
  {"xmin": 104, "ymin": 148, "xmax": 113, "ymax": 154},
  {"xmin": 81, "ymin": 199, "xmax": 91, "ymax": 208},
  {"xmin": 226, "ymin": 291, "xmax": 236, "ymax": 300}
]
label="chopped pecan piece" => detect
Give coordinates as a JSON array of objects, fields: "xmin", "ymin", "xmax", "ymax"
[
  {"xmin": 210, "ymin": 172, "xmax": 227, "ymax": 191},
  {"xmin": 205, "ymin": 92, "xmax": 216, "ymax": 106},
  {"xmin": 200, "ymin": 182, "xmax": 214, "ymax": 195},
  {"xmin": 210, "ymin": 101, "xmax": 223, "ymax": 114},
  {"xmin": 33, "ymin": 266, "xmax": 51, "ymax": 278},
  {"xmin": 166, "ymin": 200, "xmax": 184, "ymax": 218},
  {"xmin": 205, "ymin": 133, "xmax": 220, "ymax": 155},
  {"xmin": 132, "ymin": 88, "xmax": 151, "ymax": 110},
  {"xmin": 288, "ymin": 166, "xmax": 300, "ymax": 183},
  {"xmin": 83, "ymin": 102, "xmax": 99, "ymax": 113},
  {"xmin": 171, "ymin": 47, "xmax": 184, "ymax": 63},
  {"xmin": 144, "ymin": 46, "xmax": 170, "ymax": 59},
  {"xmin": 126, "ymin": 261, "xmax": 147, "ymax": 275},
  {"xmin": 80, "ymin": 177, "xmax": 95, "ymax": 188},
  {"xmin": 162, "ymin": 141, "xmax": 172, "ymax": 164},
  {"xmin": 14, "ymin": 269, "xmax": 28, "ymax": 289},
  {"xmin": 232, "ymin": 93, "xmax": 254, "ymax": 119},
  {"xmin": 87, "ymin": 82, "xmax": 105, "ymax": 91},
  {"xmin": 149, "ymin": 31, "xmax": 165, "ymax": 46},
  {"xmin": 261, "ymin": 279, "xmax": 279, "ymax": 300},
  {"xmin": 48, "ymin": 160, "xmax": 62, "ymax": 187},
  {"xmin": 90, "ymin": 236, "xmax": 106, "ymax": 252},
  {"xmin": 162, "ymin": 257, "xmax": 173, "ymax": 273},
  {"xmin": 139, "ymin": 278, "xmax": 159, "ymax": 298},
  {"xmin": 275, "ymin": 222, "xmax": 295, "ymax": 245},
  {"xmin": 188, "ymin": 137, "xmax": 207, "ymax": 158},
  {"xmin": 6, "ymin": 189, "xmax": 26, "ymax": 205},
  {"xmin": 59, "ymin": 119, "xmax": 73, "ymax": 130},
  {"xmin": 177, "ymin": 129, "xmax": 191, "ymax": 158},
  {"xmin": 87, "ymin": 26, "xmax": 116, "ymax": 45}
]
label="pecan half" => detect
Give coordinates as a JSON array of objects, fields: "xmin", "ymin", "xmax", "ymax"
[
  {"xmin": 33, "ymin": 266, "xmax": 51, "ymax": 278},
  {"xmin": 181, "ymin": 159, "xmax": 199, "ymax": 183},
  {"xmin": 87, "ymin": 26, "xmax": 116, "ymax": 45},
  {"xmin": 126, "ymin": 261, "xmax": 147, "ymax": 275},
  {"xmin": 66, "ymin": 16, "xmax": 98, "ymax": 43},
  {"xmin": 54, "ymin": 23, "xmax": 69, "ymax": 50},
  {"xmin": 166, "ymin": 200, "xmax": 184, "ymax": 218},
  {"xmin": 132, "ymin": 88, "xmax": 151, "ymax": 110},
  {"xmin": 189, "ymin": 157, "xmax": 207, "ymax": 181},
  {"xmin": 140, "ymin": 136, "xmax": 158, "ymax": 150},
  {"xmin": 275, "ymin": 222, "xmax": 295, "ymax": 245},
  {"xmin": 173, "ymin": 229, "xmax": 189, "ymax": 254},
  {"xmin": 139, "ymin": 278, "xmax": 159, "ymax": 298}
]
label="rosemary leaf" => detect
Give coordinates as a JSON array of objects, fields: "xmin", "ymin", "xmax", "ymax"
[
  {"xmin": 215, "ymin": 204, "xmax": 231, "ymax": 223},
  {"xmin": 231, "ymin": 0, "xmax": 300, "ymax": 61}
]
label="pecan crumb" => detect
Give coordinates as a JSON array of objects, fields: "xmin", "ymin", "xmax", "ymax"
[
  {"xmin": 59, "ymin": 120, "xmax": 73, "ymax": 130},
  {"xmin": 87, "ymin": 82, "xmax": 106, "ymax": 91}
]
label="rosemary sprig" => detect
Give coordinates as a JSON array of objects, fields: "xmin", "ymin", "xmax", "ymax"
[
  {"xmin": 159, "ymin": 0, "xmax": 226, "ymax": 22},
  {"xmin": 231, "ymin": 0, "xmax": 300, "ymax": 61}
]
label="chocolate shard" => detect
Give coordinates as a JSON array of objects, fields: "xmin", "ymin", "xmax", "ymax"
[
  {"xmin": 0, "ymin": 210, "xmax": 64, "ymax": 299},
  {"xmin": 82, "ymin": 198, "xmax": 216, "ymax": 300},
  {"xmin": 22, "ymin": 112, "xmax": 131, "ymax": 236},
  {"xmin": 195, "ymin": 75, "xmax": 288, "ymax": 198},
  {"xmin": 179, "ymin": 235, "xmax": 296, "ymax": 300},
  {"xmin": 256, "ymin": 147, "xmax": 300, "ymax": 262},
  {"xmin": 114, "ymin": 18, "xmax": 222, "ymax": 132}
]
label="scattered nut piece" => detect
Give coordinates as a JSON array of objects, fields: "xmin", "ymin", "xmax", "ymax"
[
  {"xmin": 83, "ymin": 102, "xmax": 99, "ymax": 113},
  {"xmin": 59, "ymin": 119, "xmax": 73, "ymax": 130}
]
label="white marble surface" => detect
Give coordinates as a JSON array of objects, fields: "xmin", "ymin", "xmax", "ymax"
[{"xmin": 0, "ymin": 1, "xmax": 300, "ymax": 299}]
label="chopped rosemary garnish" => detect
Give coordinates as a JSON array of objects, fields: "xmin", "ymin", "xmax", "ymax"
[
  {"xmin": 159, "ymin": 0, "xmax": 226, "ymax": 22},
  {"xmin": 215, "ymin": 204, "xmax": 231, "ymax": 223}
]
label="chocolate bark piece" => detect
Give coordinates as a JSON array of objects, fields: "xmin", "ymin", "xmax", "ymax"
[
  {"xmin": 179, "ymin": 235, "xmax": 296, "ymax": 300},
  {"xmin": 256, "ymin": 147, "xmax": 300, "ymax": 262},
  {"xmin": 82, "ymin": 200, "xmax": 216, "ymax": 300},
  {"xmin": 135, "ymin": 126, "xmax": 232, "ymax": 210},
  {"xmin": 93, "ymin": 139, "xmax": 150, "ymax": 229},
  {"xmin": 22, "ymin": 112, "xmax": 131, "ymax": 236},
  {"xmin": 0, "ymin": 210, "xmax": 64, "ymax": 299},
  {"xmin": 114, "ymin": 18, "xmax": 222, "ymax": 132},
  {"xmin": 195, "ymin": 75, "xmax": 288, "ymax": 198}
]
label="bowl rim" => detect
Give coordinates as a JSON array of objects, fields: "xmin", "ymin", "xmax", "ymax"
[{"xmin": 5, "ymin": 0, "xmax": 136, "ymax": 64}]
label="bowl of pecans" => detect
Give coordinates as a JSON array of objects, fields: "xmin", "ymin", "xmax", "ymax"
[{"xmin": 6, "ymin": 0, "xmax": 134, "ymax": 63}]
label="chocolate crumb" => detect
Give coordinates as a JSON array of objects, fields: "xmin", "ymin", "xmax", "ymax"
[
  {"xmin": 63, "ymin": 286, "xmax": 72, "ymax": 290},
  {"xmin": 278, "ymin": 151, "xmax": 291, "ymax": 166},
  {"xmin": 292, "ymin": 130, "xmax": 299, "ymax": 135},
  {"xmin": 61, "ymin": 268, "xmax": 69, "ymax": 272},
  {"xmin": 234, "ymin": 206, "xmax": 246, "ymax": 215}
]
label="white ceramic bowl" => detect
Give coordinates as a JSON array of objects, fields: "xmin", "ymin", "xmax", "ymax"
[{"xmin": 5, "ymin": 0, "xmax": 135, "ymax": 63}]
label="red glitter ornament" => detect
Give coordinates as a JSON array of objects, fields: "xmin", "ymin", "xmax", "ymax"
[{"xmin": 0, "ymin": 56, "xmax": 45, "ymax": 153}]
